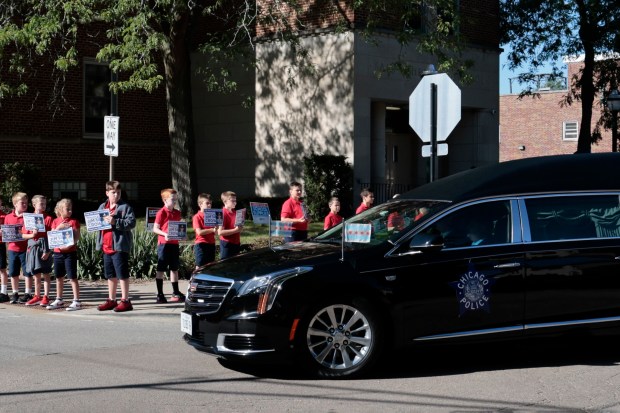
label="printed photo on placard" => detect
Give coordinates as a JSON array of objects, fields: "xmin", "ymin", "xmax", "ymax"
[
  {"xmin": 235, "ymin": 208, "xmax": 246, "ymax": 227},
  {"xmin": 1, "ymin": 224, "xmax": 23, "ymax": 243},
  {"xmin": 84, "ymin": 209, "xmax": 112, "ymax": 232},
  {"xmin": 204, "ymin": 209, "xmax": 223, "ymax": 227},
  {"xmin": 47, "ymin": 228, "xmax": 74, "ymax": 249},
  {"xmin": 167, "ymin": 221, "xmax": 187, "ymax": 241},
  {"xmin": 23, "ymin": 213, "xmax": 45, "ymax": 232},
  {"xmin": 146, "ymin": 207, "xmax": 159, "ymax": 231}
]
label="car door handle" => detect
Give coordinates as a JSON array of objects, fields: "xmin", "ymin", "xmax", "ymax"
[{"xmin": 494, "ymin": 262, "xmax": 522, "ymax": 268}]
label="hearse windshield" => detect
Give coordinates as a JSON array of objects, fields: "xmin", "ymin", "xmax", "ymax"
[{"xmin": 314, "ymin": 199, "xmax": 449, "ymax": 247}]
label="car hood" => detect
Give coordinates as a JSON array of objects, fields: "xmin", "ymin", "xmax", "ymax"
[{"xmin": 196, "ymin": 241, "xmax": 344, "ymax": 281}]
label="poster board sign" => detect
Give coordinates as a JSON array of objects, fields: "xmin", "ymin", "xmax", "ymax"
[
  {"xmin": 204, "ymin": 209, "xmax": 223, "ymax": 227},
  {"xmin": 1, "ymin": 224, "xmax": 24, "ymax": 242},
  {"xmin": 146, "ymin": 207, "xmax": 159, "ymax": 231},
  {"xmin": 235, "ymin": 208, "xmax": 246, "ymax": 227},
  {"xmin": 167, "ymin": 221, "xmax": 187, "ymax": 241},
  {"xmin": 344, "ymin": 223, "xmax": 372, "ymax": 243},
  {"xmin": 23, "ymin": 213, "xmax": 45, "ymax": 232},
  {"xmin": 47, "ymin": 228, "xmax": 74, "ymax": 249},
  {"xmin": 84, "ymin": 209, "xmax": 112, "ymax": 232},
  {"xmin": 301, "ymin": 202, "xmax": 309, "ymax": 220},
  {"xmin": 250, "ymin": 202, "xmax": 271, "ymax": 225}
]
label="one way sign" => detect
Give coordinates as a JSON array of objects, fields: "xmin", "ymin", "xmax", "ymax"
[{"xmin": 104, "ymin": 116, "xmax": 119, "ymax": 157}]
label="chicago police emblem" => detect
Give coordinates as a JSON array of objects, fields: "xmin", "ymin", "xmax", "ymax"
[{"xmin": 450, "ymin": 262, "xmax": 495, "ymax": 316}]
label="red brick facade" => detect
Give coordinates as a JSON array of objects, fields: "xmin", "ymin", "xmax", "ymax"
[
  {"xmin": 0, "ymin": 24, "xmax": 171, "ymax": 208},
  {"xmin": 500, "ymin": 61, "xmax": 612, "ymax": 161}
]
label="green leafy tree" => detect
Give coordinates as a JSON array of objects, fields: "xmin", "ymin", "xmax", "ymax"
[
  {"xmin": 0, "ymin": 162, "xmax": 41, "ymax": 206},
  {"xmin": 500, "ymin": 0, "xmax": 620, "ymax": 153},
  {"xmin": 1, "ymin": 0, "xmax": 468, "ymax": 215}
]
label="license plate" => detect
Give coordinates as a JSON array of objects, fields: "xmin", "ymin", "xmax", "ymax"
[{"xmin": 181, "ymin": 312, "xmax": 192, "ymax": 335}]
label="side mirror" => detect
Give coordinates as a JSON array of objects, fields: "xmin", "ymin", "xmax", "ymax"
[{"xmin": 409, "ymin": 233, "xmax": 444, "ymax": 251}]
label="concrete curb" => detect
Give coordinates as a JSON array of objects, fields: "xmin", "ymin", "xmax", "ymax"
[{"xmin": 0, "ymin": 279, "xmax": 189, "ymax": 319}]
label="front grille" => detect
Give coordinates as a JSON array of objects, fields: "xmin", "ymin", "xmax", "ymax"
[{"xmin": 187, "ymin": 274, "xmax": 234, "ymax": 314}]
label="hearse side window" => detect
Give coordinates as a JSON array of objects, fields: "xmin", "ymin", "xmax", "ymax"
[
  {"xmin": 524, "ymin": 195, "xmax": 620, "ymax": 241},
  {"xmin": 413, "ymin": 200, "xmax": 512, "ymax": 248}
]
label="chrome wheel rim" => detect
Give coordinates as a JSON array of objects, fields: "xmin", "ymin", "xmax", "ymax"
[{"xmin": 306, "ymin": 304, "xmax": 373, "ymax": 370}]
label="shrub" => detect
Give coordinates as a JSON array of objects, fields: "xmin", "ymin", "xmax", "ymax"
[
  {"xmin": 0, "ymin": 162, "xmax": 42, "ymax": 205},
  {"xmin": 303, "ymin": 154, "xmax": 354, "ymax": 220}
]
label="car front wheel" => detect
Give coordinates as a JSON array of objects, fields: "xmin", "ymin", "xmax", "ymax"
[{"xmin": 299, "ymin": 299, "xmax": 383, "ymax": 378}]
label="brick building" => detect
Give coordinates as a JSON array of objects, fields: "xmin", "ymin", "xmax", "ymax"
[
  {"xmin": 500, "ymin": 59, "xmax": 613, "ymax": 161},
  {"xmin": 1, "ymin": 2, "xmax": 501, "ymax": 210}
]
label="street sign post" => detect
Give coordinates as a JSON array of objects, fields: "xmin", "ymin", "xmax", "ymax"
[
  {"xmin": 104, "ymin": 115, "xmax": 119, "ymax": 181},
  {"xmin": 104, "ymin": 116, "xmax": 119, "ymax": 157},
  {"xmin": 409, "ymin": 72, "xmax": 461, "ymax": 182}
]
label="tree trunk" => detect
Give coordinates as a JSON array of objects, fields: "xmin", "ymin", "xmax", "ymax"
[
  {"xmin": 575, "ymin": 5, "xmax": 595, "ymax": 154},
  {"xmin": 162, "ymin": 14, "xmax": 197, "ymax": 217}
]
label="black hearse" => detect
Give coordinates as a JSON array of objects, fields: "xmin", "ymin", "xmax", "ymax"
[{"xmin": 182, "ymin": 153, "xmax": 620, "ymax": 378}]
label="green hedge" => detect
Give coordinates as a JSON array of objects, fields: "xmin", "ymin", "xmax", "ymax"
[{"xmin": 77, "ymin": 228, "xmax": 195, "ymax": 281}]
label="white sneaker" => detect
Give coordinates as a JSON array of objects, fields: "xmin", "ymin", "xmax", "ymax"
[
  {"xmin": 66, "ymin": 300, "xmax": 82, "ymax": 311},
  {"xmin": 46, "ymin": 298, "xmax": 64, "ymax": 310}
]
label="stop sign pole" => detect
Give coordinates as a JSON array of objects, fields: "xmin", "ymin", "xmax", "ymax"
[
  {"xmin": 409, "ymin": 69, "xmax": 461, "ymax": 183},
  {"xmin": 430, "ymin": 82, "xmax": 438, "ymax": 182}
]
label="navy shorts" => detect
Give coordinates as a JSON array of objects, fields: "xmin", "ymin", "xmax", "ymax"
[
  {"xmin": 103, "ymin": 251, "xmax": 130, "ymax": 280},
  {"xmin": 219, "ymin": 241, "xmax": 240, "ymax": 260},
  {"xmin": 193, "ymin": 243, "xmax": 215, "ymax": 267},
  {"xmin": 53, "ymin": 252, "xmax": 78, "ymax": 279},
  {"xmin": 157, "ymin": 244, "xmax": 180, "ymax": 272},
  {"xmin": 27, "ymin": 249, "xmax": 53, "ymax": 274},
  {"xmin": 8, "ymin": 250, "xmax": 28, "ymax": 277},
  {"xmin": 0, "ymin": 243, "xmax": 6, "ymax": 270}
]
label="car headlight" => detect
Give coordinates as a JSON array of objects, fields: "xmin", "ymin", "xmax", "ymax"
[{"xmin": 238, "ymin": 266, "xmax": 313, "ymax": 314}]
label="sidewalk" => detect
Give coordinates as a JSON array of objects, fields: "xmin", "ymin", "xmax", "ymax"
[{"xmin": 0, "ymin": 278, "xmax": 189, "ymax": 319}]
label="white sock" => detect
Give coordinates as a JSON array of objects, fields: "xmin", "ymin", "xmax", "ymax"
[
  {"xmin": 25, "ymin": 288, "xmax": 31, "ymax": 294},
  {"xmin": 1, "ymin": 285, "xmax": 6, "ymax": 294}
]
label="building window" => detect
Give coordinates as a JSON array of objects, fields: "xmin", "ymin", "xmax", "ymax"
[
  {"xmin": 84, "ymin": 60, "xmax": 117, "ymax": 137},
  {"xmin": 53, "ymin": 182, "xmax": 87, "ymax": 200},
  {"xmin": 563, "ymin": 121, "xmax": 578, "ymax": 141}
]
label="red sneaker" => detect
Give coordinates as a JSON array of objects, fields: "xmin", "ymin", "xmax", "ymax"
[
  {"xmin": 98, "ymin": 299, "xmax": 118, "ymax": 311},
  {"xmin": 39, "ymin": 295, "xmax": 50, "ymax": 306},
  {"xmin": 25, "ymin": 295, "xmax": 42, "ymax": 306},
  {"xmin": 113, "ymin": 299, "xmax": 133, "ymax": 312}
]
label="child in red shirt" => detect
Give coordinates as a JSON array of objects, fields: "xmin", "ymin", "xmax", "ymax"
[
  {"xmin": 324, "ymin": 196, "xmax": 343, "ymax": 230},
  {"xmin": 49, "ymin": 198, "xmax": 81, "ymax": 310},
  {"xmin": 4, "ymin": 192, "xmax": 29, "ymax": 304},
  {"xmin": 152, "ymin": 188, "xmax": 185, "ymax": 303},
  {"xmin": 24, "ymin": 195, "xmax": 54, "ymax": 306},
  {"xmin": 280, "ymin": 181, "xmax": 309, "ymax": 242},
  {"xmin": 218, "ymin": 191, "xmax": 243, "ymax": 259},
  {"xmin": 0, "ymin": 198, "xmax": 8, "ymax": 303},
  {"xmin": 192, "ymin": 193, "xmax": 217, "ymax": 269}
]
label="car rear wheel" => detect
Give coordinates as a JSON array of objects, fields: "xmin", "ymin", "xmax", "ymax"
[{"xmin": 298, "ymin": 299, "xmax": 383, "ymax": 378}]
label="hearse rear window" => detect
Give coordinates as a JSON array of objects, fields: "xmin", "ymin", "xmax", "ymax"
[{"xmin": 525, "ymin": 195, "xmax": 620, "ymax": 241}]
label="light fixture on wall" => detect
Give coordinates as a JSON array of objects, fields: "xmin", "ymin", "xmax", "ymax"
[
  {"xmin": 386, "ymin": 105, "xmax": 401, "ymax": 111},
  {"xmin": 518, "ymin": 145, "xmax": 526, "ymax": 151}
]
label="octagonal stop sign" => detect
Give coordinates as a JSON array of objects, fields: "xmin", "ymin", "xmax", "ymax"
[{"xmin": 409, "ymin": 73, "xmax": 461, "ymax": 142}]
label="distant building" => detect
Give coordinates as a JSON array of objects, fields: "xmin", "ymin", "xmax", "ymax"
[{"xmin": 500, "ymin": 59, "xmax": 612, "ymax": 161}]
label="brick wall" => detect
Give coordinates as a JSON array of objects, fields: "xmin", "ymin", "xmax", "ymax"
[
  {"xmin": 499, "ymin": 61, "xmax": 612, "ymax": 161},
  {"xmin": 0, "ymin": 23, "xmax": 171, "ymax": 207}
]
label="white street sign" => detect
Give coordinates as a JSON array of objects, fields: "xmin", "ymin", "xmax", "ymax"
[
  {"xmin": 409, "ymin": 73, "xmax": 461, "ymax": 142},
  {"xmin": 422, "ymin": 143, "xmax": 448, "ymax": 158},
  {"xmin": 104, "ymin": 115, "xmax": 119, "ymax": 157}
]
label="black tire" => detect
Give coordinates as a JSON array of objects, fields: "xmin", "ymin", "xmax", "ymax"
[{"xmin": 296, "ymin": 297, "xmax": 383, "ymax": 379}]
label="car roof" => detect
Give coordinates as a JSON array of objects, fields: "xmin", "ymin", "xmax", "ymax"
[{"xmin": 399, "ymin": 153, "xmax": 620, "ymax": 203}]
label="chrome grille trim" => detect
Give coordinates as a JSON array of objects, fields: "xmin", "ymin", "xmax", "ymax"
[{"xmin": 187, "ymin": 274, "xmax": 234, "ymax": 314}]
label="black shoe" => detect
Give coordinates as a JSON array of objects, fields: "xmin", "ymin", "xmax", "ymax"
[
  {"xmin": 0, "ymin": 293, "xmax": 9, "ymax": 303},
  {"xmin": 156, "ymin": 294, "xmax": 167, "ymax": 304},
  {"xmin": 18, "ymin": 293, "xmax": 33, "ymax": 304},
  {"xmin": 10, "ymin": 292, "xmax": 19, "ymax": 304}
]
